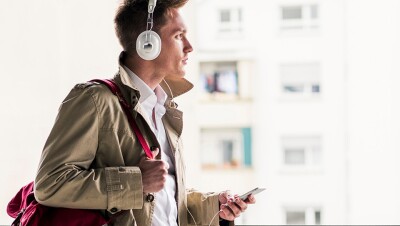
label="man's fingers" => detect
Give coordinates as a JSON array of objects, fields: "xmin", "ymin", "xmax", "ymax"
[
  {"xmin": 220, "ymin": 204, "xmax": 236, "ymax": 221},
  {"xmin": 233, "ymin": 195, "xmax": 248, "ymax": 211},
  {"xmin": 219, "ymin": 190, "xmax": 233, "ymax": 203},
  {"xmin": 219, "ymin": 191, "xmax": 256, "ymax": 221},
  {"xmin": 139, "ymin": 159, "xmax": 169, "ymax": 193},
  {"xmin": 163, "ymin": 161, "xmax": 170, "ymax": 170},
  {"xmin": 227, "ymin": 200, "xmax": 242, "ymax": 217},
  {"xmin": 246, "ymin": 194, "xmax": 256, "ymax": 204}
]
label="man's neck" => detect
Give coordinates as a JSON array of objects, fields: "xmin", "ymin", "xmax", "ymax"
[{"xmin": 123, "ymin": 55, "xmax": 163, "ymax": 90}]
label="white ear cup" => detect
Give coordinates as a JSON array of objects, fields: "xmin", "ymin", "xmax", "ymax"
[{"xmin": 136, "ymin": 30, "xmax": 161, "ymax": 61}]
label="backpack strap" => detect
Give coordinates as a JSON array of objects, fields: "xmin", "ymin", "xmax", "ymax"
[{"xmin": 90, "ymin": 79, "xmax": 154, "ymax": 159}]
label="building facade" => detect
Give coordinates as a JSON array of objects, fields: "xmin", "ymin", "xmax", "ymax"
[{"xmin": 181, "ymin": 0, "xmax": 400, "ymax": 224}]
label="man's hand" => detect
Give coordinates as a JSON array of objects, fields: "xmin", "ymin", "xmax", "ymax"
[
  {"xmin": 137, "ymin": 148, "xmax": 169, "ymax": 193},
  {"xmin": 218, "ymin": 191, "xmax": 256, "ymax": 221}
]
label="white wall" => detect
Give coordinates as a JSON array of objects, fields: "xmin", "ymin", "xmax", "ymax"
[
  {"xmin": 346, "ymin": 0, "xmax": 400, "ymax": 224},
  {"xmin": 0, "ymin": 1, "xmax": 120, "ymax": 223}
]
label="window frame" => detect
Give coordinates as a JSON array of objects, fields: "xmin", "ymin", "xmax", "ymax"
[
  {"xmin": 280, "ymin": 62, "xmax": 322, "ymax": 98},
  {"xmin": 281, "ymin": 135, "xmax": 323, "ymax": 168},
  {"xmin": 284, "ymin": 207, "xmax": 322, "ymax": 225},
  {"xmin": 280, "ymin": 4, "xmax": 320, "ymax": 31},
  {"xmin": 218, "ymin": 8, "xmax": 243, "ymax": 34}
]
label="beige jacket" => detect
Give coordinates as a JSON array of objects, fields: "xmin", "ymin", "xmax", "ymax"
[{"xmin": 34, "ymin": 61, "xmax": 226, "ymax": 225}]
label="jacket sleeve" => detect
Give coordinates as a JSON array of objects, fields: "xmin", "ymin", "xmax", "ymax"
[
  {"xmin": 34, "ymin": 84, "xmax": 143, "ymax": 213},
  {"xmin": 186, "ymin": 189, "xmax": 234, "ymax": 226}
]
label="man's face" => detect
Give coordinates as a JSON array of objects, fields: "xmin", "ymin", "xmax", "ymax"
[{"xmin": 154, "ymin": 8, "xmax": 193, "ymax": 79}]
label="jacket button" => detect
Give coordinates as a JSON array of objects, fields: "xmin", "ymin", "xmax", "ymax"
[
  {"xmin": 110, "ymin": 207, "xmax": 118, "ymax": 213},
  {"xmin": 146, "ymin": 194, "xmax": 155, "ymax": 202}
]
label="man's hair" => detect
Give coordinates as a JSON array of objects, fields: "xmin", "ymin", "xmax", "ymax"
[{"xmin": 115, "ymin": 0, "xmax": 188, "ymax": 55}]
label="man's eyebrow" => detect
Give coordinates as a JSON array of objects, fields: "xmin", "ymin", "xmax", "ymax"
[{"xmin": 171, "ymin": 27, "xmax": 187, "ymax": 34}]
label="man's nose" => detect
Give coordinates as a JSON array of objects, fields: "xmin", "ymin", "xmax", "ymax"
[{"xmin": 184, "ymin": 38, "xmax": 193, "ymax": 53}]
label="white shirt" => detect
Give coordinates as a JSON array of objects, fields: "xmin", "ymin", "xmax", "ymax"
[{"xmin": 123, "ymin": 66, "xmax": 178, "ymax": 226}]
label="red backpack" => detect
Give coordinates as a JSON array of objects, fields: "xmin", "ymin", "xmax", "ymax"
[{"xmin": 7, "ymin": 181, "xmax": 109, "ymax": 226}]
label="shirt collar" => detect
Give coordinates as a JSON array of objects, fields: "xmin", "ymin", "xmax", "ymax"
[{"xmin": 122, "ymin": 65, "xmax": 167, "ymax": 107}]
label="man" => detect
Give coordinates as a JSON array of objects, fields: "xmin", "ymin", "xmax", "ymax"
[{"xmin": 34, "ymin": 0, "xmax": 255, "ymax": 225}]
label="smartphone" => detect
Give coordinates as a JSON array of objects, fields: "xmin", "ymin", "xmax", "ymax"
[{"xmin": 239, "ymin": 187, "xmax": 266, "ymax": 200}]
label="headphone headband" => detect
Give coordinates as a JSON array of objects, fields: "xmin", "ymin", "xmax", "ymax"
[{"xmin": 148, "ymin": 0, "xmax": 157, "ymax": 13}]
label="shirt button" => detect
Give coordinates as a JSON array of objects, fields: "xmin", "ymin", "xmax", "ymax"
[
  {"xmin": 110, "ymin": 207, "xmax": 118, "ymax": 213},
  {"xmin": 146, "ymin": 194, "xmax": 155, "ymax": 202}
]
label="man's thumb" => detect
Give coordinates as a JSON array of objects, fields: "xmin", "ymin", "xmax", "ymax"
[{"xmin": 150, "ymin": 147, "xmax": 159, "ymax": 158}]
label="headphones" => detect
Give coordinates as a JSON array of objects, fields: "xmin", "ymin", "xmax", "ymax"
[{"xmin": 136, "ymin": 0, "xmax": 161, "ymax": 61}]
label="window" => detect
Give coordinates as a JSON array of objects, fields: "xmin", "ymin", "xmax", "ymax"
[
  {"xmin": 218, "ymin": 8, "xmax": 242, "ymax": 33},
  {"xmin": 199, "ymin": 60, "xmax": 254, "ymax": 100},
  {"xmin": 285, "ymin": 148, "xmax": 306, "ymax": 165},
  {"xmin": 286, "ymin": 211, "xmax": 305, "ymax": 224},
  {"xmin": 200, "ymin": 128, "xmax": 252, "ymax": 169},
  {"xmin": 280, "ymin": 4, "xmax": 319, "ymax": 31},
  {"xmin": 280, "ymin": 63, "xmax": 321, "ymax": 97},
  {"xmin": 282, "ymin": 136, "xmax": 322, "ymax": 166},
  {"xmin": 285, "ymin": 208, "xmax": 322, "ymax": 225},
  {"xmin": 200, "ymin": 62, "xmax": 239, "ymax": 97},
  {"xmin": 220, "ymin": 10, "xmax": 231, "ymax": 23},
  {"xmin": 282, "ymin": 6, "xmax": 302, "ymax": 20}
]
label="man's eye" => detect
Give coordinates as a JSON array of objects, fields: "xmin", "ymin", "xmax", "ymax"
[{"xmin": 176, "ymin": 33, "xmax": 183, "ymax": 39}]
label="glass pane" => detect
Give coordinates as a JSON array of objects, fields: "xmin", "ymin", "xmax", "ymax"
[
  {"xmin": 312, "ymin": 84, "xmax": 320, "ymax": 93},
  {"xmin": 285, "ymin": 149, "xmax": 305, "ymax": 165},
  {"xmin": 237, "ymin": 8, "xmax": 242, "ymax": 22},
  {"xmin": 282, "ymin": 6, "xmax": 302, "ymax": 20},
  {"xmin": 283, "ymin": 85, "xmax": 304, "ymax": 93},
  {"xmin": 315, "ymin": 210, "xmax": 321, "ymax": 225},
  {"xmin": 286, "ymin": 211, "xmax": 306, "ymax": 224},
  {"xmin": 222, "ymin": 140, "xmax": 234, "ymax": 164},
  {"xmin": 215, "ymin": 70, "xmax": 238, "ymax": 94},
  {"xmin": 220, "ymin": 10, "xmax": 230, "ymax": 22},
  {"xmin": 312, "ymin": 146, "xmax": 322, "ymax": 165},
  {"xmin": 311, "ymin": 5, "xmax": 319, "ymax": 19}
]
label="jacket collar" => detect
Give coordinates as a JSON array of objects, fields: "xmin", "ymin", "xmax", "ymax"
[{"xmin": 114, "ymin": 52, "xmax": 188, "ymax": 137}]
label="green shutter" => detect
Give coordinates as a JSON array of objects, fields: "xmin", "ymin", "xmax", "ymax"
[{"xmin": 242, "ymin": 127, "xmax": 252, "ymax": 166}]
